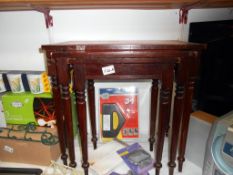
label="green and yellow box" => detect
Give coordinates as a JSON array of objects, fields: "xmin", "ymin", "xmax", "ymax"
[
  {"xmin": 2, "ymin": 92, "xmax": 54, "ymax": 125},
  {"xmin": 2, "ymin": 92, "xmax": 78, "ymax": 136}
]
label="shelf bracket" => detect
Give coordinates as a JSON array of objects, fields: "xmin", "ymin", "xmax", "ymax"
[
  {"xmin": 34, "ymin": 7, "xmax": 53, "ymax": 28},
  {"xmin": 179, "ymin": 8, "xmax": 189, "ymax": 24},
  {"xmin": 179, "ymin": 0, "xmax": 206, "ymax": 24}
]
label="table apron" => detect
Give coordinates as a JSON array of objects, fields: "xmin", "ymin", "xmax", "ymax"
[{"xmin": 83, "ymin": 63, "xmax": 171, "ymax": 80}]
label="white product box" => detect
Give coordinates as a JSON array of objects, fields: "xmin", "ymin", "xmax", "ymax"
[
  {"xmin": 94, "ymin": 80, "xmax": 152, "ymax": 142},
  {"xmin": 185, "ymin": 111, "xmax": 217, "ymax": 168}
]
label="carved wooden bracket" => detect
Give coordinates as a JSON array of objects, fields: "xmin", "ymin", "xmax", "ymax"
[
  {"xmin": 179, "ymin": 0, "xmax": 207, "ymax": 24},
  {"xmin": 34, "ymin": 7, "xmax": 53, "ymax": 28},
  {"xmin": 179, "ymin": 8, "xmax": 189, "ymax": 24}
]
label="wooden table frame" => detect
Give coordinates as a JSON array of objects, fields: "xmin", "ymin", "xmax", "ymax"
[{"xmin": 42, "ymin": 41, "xmax": 204, "ymax": 175}]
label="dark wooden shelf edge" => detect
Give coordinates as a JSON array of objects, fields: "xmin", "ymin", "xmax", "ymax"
[{"xmin": 0, "ymin": 0, "xmax": 233, "ymax": 11}]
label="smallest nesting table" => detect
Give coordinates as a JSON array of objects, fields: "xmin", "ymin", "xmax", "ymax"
[{"xmin": 41, "ymin": 41, "xmax": 205, "ymax": 175}]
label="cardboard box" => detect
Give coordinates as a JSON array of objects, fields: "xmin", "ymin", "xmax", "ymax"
[
  {"xmin": 0, "ymin": 125, "xmax": 60, "ymax": 165},
  {"xmin": 2, "ymin": 92, "xmax": 78, "ymax": 137},
  {"xmin": 186, "ymin": 111, "xmax": 217, "ymax": 168},
  {"xmin": 2, "ymin": 92, "xmax": 54, "ymax": 125}
]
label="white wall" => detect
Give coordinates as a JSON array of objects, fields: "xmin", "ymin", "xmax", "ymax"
[
  {"xmin": 0, "ymin": 11, "xmax": 49, "ymax": 71},
  {"xmin": 0, "ymin": 8, "xmax": 232, "ymax": 71},
  {"xmin": 51, "ymin": 9, "xmax": 180, "ymax": 42}
]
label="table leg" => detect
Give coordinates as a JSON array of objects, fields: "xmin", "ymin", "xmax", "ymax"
[
  {"xmin": 177, "ymin": 53, "xmax": 200, "ymax": 172},
  {"xmin": 168, "ymin": 79, "xmax": 185, "ymax": 175},
  {"xmin": 88, "ymin": 80, "xmax": 97, "ymax": 149},
  {"xmin": 177, "ymin": 78, "xmax": 195, "ymax": 172},
  {"xmin": 154, "ymin": 69, "xmax": 173, "ymax": 175},
  {"xmin": 149, "ymin": 79, "xmax": 159, "ymax": 151},
  {"xmin": 56, "ymin": 58, "xmax": 76, "ymax": 167},
  {"xmin": 61, "ymin": 85, "xmax": 77, "ymax": 167},
  {"xmin": 74, "ymin": 64, "xmax": 89, "ymax": 175},
  {"xmin": 51, "ymin": 75, "xmax": 68, "ymax": 165},
  {"xmin": 167, "ymin": 61, "xmax": 186, "ymax": 175}
]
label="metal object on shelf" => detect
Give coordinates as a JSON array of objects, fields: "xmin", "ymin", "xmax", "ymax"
[{"xmin": 203, "ymin": 110, "xmax": 233, "ymax": 175}]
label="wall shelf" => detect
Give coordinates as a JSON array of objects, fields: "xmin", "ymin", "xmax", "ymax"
[{"xmin": 0, "ymin": 0, "xmax": 233, "ymax": 11}]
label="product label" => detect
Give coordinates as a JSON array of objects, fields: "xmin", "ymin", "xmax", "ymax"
[
  {"xmin": 3, "ymin": 145, "xmax": 14, "ymax": 153},
  {"xmin": 11, "ymin": 101, "xmax": 23, "ymax": 108},
  {"xmin": 102, "ymin": 65, "xmax": 115, "ymax": 75},
  {"xmin": 103, "ymin": 114, "xmax": 111, "ymax": 131}
]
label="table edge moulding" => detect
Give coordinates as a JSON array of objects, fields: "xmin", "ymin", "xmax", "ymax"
[{"xmin": 41, "ymin": 40, "xmax": 206, "ymax": 175}]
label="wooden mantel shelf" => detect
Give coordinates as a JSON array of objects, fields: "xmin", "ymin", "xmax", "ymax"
[{"xmin": 0, "ymin": 0, "xmax": 233, "ymax": 11}]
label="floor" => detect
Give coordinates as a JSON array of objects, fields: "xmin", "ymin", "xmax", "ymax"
[{"xmin": 0, "ymin": 136, "xmax": 202, "ymax": 175}]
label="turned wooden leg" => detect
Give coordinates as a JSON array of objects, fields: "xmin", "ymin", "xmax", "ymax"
[
  {"xmin": 168, "ymin": 84, "xmax": 185, "ymax": 175},
  {"xmin": 51, "ymin": 76, "xmax": 68, "ymax": 165},
  {"xmin": 75, "ymin": 90, "xmax": 89, "ymax": 175},
  {"xmin": 154, "ymin": 68, "xmax": 173, "ymax": 175},
  {"xmin": 178, "ymin": 52, "xmax": 200, "ymax": 172},
  {"xmin": 154, "ymin": 88, "xmax": 171, "ymax": 175},
  {"xmin": 56, "ymin": 58, "xmax": 76, "ymax": 168},
  {"xmin": 88, "ymin": 80, "xmax": 97, "ymax": 149},
  {"xmin": 74, "ymin": 64, "xmax": 89, "ymax": 175},
  {"xmin": 60, "ymin": 85, "xmax": 76, "ymax": 167},
  {"xmin": 149, "ymin": 79, "xmax": 159, "ymax": 151},
  {"xmin": 168, "ymin": 61, "xmax": 186, "ymax": 175},
  {"xmin": 178, "ymin": 79, "xmax": 195, "ymax": 172},
  {"xmin": 165, "ymin": 85, "xmax": 174, "ymax": 138}
]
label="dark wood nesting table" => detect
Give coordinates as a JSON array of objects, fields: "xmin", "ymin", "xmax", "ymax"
[{"xmin": 41, "ymin": 41, "xmax": 205, "ymax": 175}]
